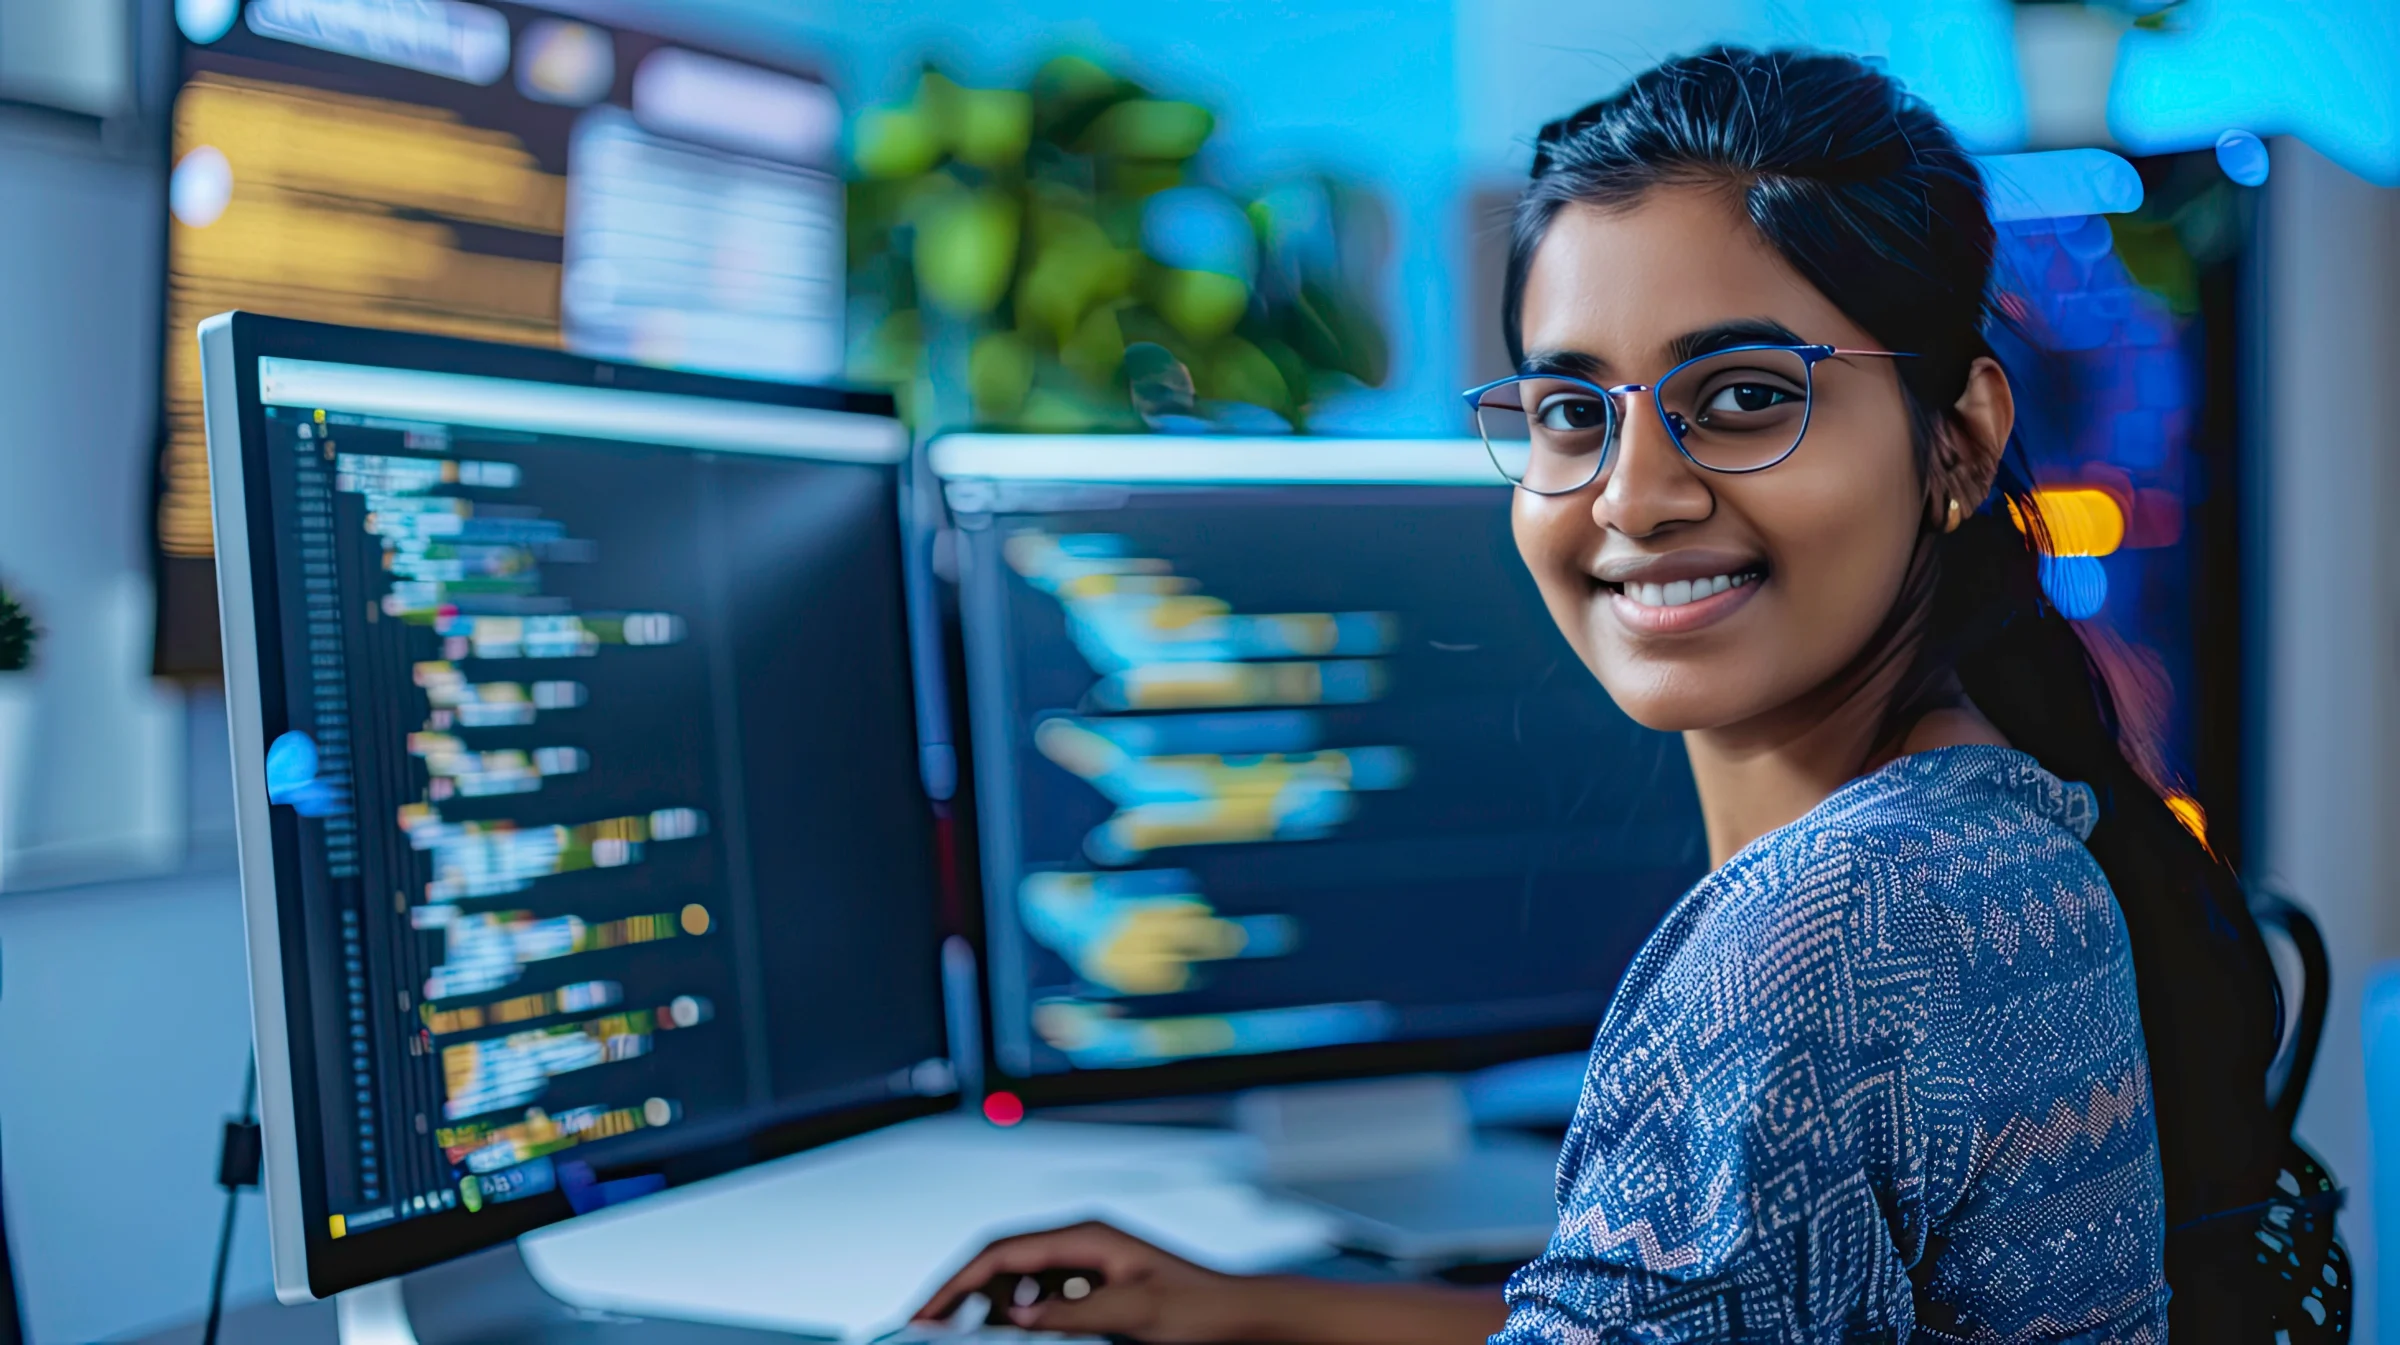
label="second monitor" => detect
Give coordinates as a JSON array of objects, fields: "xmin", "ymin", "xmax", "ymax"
[{"xmin": 934, "ymin": 436, "xmax": 1708, "ymax": 1105}]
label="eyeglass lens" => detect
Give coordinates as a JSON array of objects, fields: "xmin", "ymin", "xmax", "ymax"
[{"xmin": 1475, "ymin": 348, "xmax": 1815, "ymax": 490}]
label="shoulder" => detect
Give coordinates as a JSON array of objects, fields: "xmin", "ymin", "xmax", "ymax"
[
  {"xmin": 1632, "ymin": 747, "xmax": 2123, "ymax": 1038},
  {"xmin": 1809, "ymin": 746, "xmax": 2130, "ymax": 973}
]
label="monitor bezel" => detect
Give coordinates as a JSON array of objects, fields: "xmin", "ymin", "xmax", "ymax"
[
  {"xmin": 204, "ymin": 312, "xmax": 949, "ymax": 1301},
  {"xmin": 927, "ymin": 432, "xmax": 1620, "ymax": 1112}
]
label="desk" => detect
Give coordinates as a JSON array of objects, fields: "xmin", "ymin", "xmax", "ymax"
[
  {"xmin": 124, "ymin": 1112, "xmax": 1550, "ymax": 1343},
  {"xmin": 126, "ymin": 1244, "xmax": 1474, "ymax": 1345}
]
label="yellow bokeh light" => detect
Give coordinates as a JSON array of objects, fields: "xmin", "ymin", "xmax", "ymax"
[
  {"xmin": 2164, "ymin": 792, "xmax": 2208, "ymax": 845},
  {"xmin": 2010, "ymin": 487, "xmax": 2125, "ymax": 557}
]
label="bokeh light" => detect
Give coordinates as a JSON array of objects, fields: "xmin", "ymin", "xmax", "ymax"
[
  {"xmin": 2012, "ymin": 487, "xmax": 2126, "ymax": 557},
  {"xmin": 2214, "ymin": 129, "xmax": 2270, "ymax": 187},
  {"xmin": 175, "ymin": 0, "xmax": 240, "ymax": 45},
  {"xmin": 169, "ymin": 145, "xmax": 233, "ymax": 229},
  {"xmin": 2038, "ymin": 554, "xmax": 2109, "ymax": 620}
]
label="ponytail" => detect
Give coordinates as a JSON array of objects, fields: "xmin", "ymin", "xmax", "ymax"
[{"xmin": 1926, "ymin": 471, "xmax": 2283, "ymax": 1239}]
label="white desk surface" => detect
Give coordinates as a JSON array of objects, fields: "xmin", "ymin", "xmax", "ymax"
[{"xmin": 518, "ymin": 1114, "xmax": 1346, "ymax": 1340}]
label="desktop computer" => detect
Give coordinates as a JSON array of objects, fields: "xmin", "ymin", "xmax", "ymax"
[
  {"xmin": 930, "ymin": 434, "xmax": 1708, "ymax": 1261},
  {"xmin": 204, "ymin": 325, "xmax": 1707, "ymax": 1334},
  {"xmin": 201, "ymin": 314, "xmax": 959, "ymax": 1312}
]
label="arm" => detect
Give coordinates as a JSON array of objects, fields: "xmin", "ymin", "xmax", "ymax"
[
  {"xmin": 1217, "ymin": 1275, "xmax": 1507, "ymax": 1345},
  {"xmin": 914, "ymin": 1221, "xmax": 1506, "ymax": 1344}
]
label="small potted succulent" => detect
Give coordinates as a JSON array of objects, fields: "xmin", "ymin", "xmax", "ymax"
[{"xmin": 0, "ymin": 581, "xmax": 36, "ymax": 881}]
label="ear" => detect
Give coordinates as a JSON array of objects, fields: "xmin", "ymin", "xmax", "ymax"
[{"xmin": 1931, "ymin": 355, "xmax": 2014, "ymax": 522}]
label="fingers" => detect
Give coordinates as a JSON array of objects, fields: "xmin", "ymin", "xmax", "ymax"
[
  {"xmin": 910, "ymin": 1222, "xmax": 1133, "ymax": 1321},
  {"xmin": 1006, "ymin": 1290, "xmax": 1142, "ymax": 1338}
]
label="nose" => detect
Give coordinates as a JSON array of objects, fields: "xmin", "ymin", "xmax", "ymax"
[{"xmin": 1593, "ymin": 394, "xmax": 1713, "ymax": 537}]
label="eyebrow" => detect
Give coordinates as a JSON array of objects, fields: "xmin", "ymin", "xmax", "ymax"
[{"xmin": 1519, "ymin": 317, "xmax": 1810, "ymax": 381}]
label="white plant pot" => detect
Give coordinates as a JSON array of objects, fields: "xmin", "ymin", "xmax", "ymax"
[{"xmin": 0, "ymin": 674, "xmax": 34, "ymax": 886}]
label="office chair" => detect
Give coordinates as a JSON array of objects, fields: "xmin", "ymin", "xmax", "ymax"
[
  {"xmin": 2258, "ymin": 890, "xmax": 2332, "ymax": 1133},
  {"xmin": 2245, "ymin": 889, "xmax": 2348, "ymax": 1339}
]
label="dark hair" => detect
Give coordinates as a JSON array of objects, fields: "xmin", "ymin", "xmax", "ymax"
[{"xmin": 1507, "ymin": 47, "xmax": 2282, "ymax": 1331}]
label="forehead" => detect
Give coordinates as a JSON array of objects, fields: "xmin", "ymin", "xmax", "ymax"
[{"xmin": 1519, "ymin": 186, "xmax": 1866, "ymax": 367}]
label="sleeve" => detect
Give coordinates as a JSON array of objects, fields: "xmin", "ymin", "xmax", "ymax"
[{"xmin": 1490, "ymin": 832, "xmax": 1962, "ymax": 1344}]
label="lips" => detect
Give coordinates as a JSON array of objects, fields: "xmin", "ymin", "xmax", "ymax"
[{"xmin": 1593, "ymin": 557, "xmax": 1768, "ymax": 635}]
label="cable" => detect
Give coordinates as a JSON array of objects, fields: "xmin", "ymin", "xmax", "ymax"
[{"xmin": 202, "ymin": 1054, "xmax": 260, "ymax": 1345}]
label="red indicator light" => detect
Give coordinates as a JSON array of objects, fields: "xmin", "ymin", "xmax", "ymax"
[{"xmin": 982, "ymin": 1091, "xmax": 1026, "ymax": 1126}]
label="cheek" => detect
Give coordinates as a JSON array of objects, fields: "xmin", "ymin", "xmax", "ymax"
[
  {"xmin": 1511, "ymin": 491, "xmax": 1600, "ymax": 655},
  {"xmin": 1734, "ymin": 424, "xmax": 1925, "ymax": 662}
]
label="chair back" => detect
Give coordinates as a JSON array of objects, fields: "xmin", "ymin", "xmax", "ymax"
[{"xmin": 2253, "ymin": 890, "xmax": 2332, "ymax": 1131}]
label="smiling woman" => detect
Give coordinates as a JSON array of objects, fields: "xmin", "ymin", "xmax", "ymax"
[{"xmin": 912, "ymin": 47, "xmax": 2298, "ymax": 1345}]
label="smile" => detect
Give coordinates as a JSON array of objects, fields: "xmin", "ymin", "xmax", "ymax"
[
  {"xmin": 1600, "ymin": 564, "xmax": 1766, "ymax": 634},
  {"xmin": 1617, "ymin": 571, "xmax": 1757, "ymax": 609}
]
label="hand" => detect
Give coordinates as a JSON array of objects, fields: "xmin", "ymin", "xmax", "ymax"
[{"xmin": 913, "ymin": 1221, "xmax": 1259, "ymax": 1342}]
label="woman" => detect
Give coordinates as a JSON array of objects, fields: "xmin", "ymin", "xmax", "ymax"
[{"xmin": 916, "ymin": 48, "xmax": 2281, "ymax": 1342}]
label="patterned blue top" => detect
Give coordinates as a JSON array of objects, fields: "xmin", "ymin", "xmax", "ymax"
[{"xmin": 1495, "ymin": 746, "xmax": 2168, "ymax": 1343}]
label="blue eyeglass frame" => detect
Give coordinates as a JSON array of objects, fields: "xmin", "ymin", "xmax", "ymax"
[{"xmin": 1459, "ymin": 342, "xmax": 1917, "ymax": 495}]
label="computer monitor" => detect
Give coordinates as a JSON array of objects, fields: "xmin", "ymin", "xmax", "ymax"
[
  {"xmin": 933, "ymin": 435, "xmax": 1708, "ymax": 1108},
  {"xmin": 203, "ymin": 313, "xmax": 957, "ymax": 1300}
]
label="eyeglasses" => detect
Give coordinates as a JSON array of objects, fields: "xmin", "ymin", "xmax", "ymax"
[{"xmin": 1460, "ymin": 344, "xmax": 1916, "ymax": 495}]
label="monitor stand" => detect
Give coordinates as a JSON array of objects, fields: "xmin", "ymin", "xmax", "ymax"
[
  {"xmin": 336, "ymin": 1279, "xmax": 417, "ymax": 1345},
  {"xmin": 1234, "ymin": 1074, "xmax": 1561, "ymax": 1269}
]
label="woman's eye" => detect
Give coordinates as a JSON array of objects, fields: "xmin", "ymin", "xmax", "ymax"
[
  {"xmin": 1698, "ymin": 382, "xmax": 1801, "ymax": 417},
  {"xmin": 1534, "ymin": 396, "xmax": 1609, "ymax": 432}
]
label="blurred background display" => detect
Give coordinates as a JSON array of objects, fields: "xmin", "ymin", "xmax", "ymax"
[
  {"xmin": 943, "ymin": 445, "xmax": 1707, "ymax": 1092},
  {"xmin": 155, "ymin": 0, "xmax": 844, "ymax": 675}
]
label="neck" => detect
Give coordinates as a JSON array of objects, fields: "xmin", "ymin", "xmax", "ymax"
[
  {"xmin": 1683, "ymin": 659, "xmax": 2008, "ymax": 868},
  {"xmin": 1682, "ymin": 673, "xmax": 1893, "ymax": 869}
]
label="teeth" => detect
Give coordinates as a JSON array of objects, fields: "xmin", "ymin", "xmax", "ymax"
[{"xmin": 1621, "ymin": 572, "xmax": 1753, "ymax": 608}]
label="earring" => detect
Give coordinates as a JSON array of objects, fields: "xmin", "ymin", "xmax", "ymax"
[{"xmin": 1944, "ymin": 496, "xmax": 1962, "ymax": 533}]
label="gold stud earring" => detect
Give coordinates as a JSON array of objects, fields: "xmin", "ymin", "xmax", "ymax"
[{"xmin": 1944, "ymin": 496, "xmax": 1962, "ymax": 533}]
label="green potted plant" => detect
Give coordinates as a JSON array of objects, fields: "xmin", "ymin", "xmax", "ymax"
[
  {"xmin": 845, "ymin": 55, "xmax": 1390, "ymax": 433},
  {"xmin": 0, "ymin": 581, "xmax": 36, "ymax": 885}
]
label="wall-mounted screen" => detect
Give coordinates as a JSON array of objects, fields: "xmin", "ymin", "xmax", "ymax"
[{"xmin": 158, "ymin": 0, "xmax": 845, "ymax": 674}]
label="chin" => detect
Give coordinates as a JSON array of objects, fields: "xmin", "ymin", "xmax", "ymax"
[{"xmin": 1581, "ymin": 647, "xmax": 1763, "ymax": 735}]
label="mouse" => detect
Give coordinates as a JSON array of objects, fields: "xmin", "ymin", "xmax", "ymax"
[{"xmin": 981, "ymin": 1267, "xmax": 1107, "ymax": 1310}]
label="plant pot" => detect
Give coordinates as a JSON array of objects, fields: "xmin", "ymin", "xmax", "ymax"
[{"xmin": 0, "ymin": 673, "xmax": 33, "ymax": 886}]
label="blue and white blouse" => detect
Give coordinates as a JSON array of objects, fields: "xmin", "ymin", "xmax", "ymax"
[{"xmin": 1495, "ymin": 746, "xmax": 2167, "ymax": 1343}]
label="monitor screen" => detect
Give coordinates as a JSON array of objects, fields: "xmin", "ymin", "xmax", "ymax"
[
  {"xmin": 934, "ymin": 436, "xmax": 1707, "ymax": 1105},
  {"xmin": 204, "ymin": 315, "xmax": 953, "ymax": 1298},
  {"xmin": 159, "ymin": 0, "xmax": 844, "ymax": 674}
]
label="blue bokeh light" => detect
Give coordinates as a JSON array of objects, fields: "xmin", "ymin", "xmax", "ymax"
[
  {"xmin": 264, "ymin": 729, "xmax": 349, "ymax": 817},
  {"xmin": 175, "ymin": 0, "xmax": 240, "ymax": 44},
  {"xmin": 2039, "ymin": 554, "xmax": 2110, "ymax": 620},
  {"xmin": 1980, "ymin": 149, "xmax": 2144, "ymax": 222},
  {"xmin": 2215, "ymin": 129, "xmax": 2271, "ymax": 186}
]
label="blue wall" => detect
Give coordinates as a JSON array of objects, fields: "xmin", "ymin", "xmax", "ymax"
[{"xmin": 0, "ymin": 861, "xmax": 273, "ymax": 1342}]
